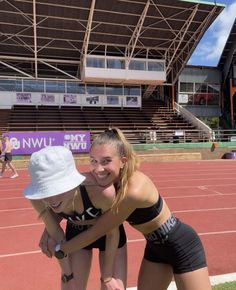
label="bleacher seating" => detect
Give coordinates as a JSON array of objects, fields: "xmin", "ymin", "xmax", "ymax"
[
  {"xmin": 0, "ymin": 109, "xmax": 11, "ymax": 133},
  {"xmin": 0, "ymin": 100, "xmax": 200, "ymax": 143}
]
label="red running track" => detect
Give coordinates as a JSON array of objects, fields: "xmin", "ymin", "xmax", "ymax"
[{"xmin": 0, "ymin": 159, "xmax": 236, "ymax": 290}]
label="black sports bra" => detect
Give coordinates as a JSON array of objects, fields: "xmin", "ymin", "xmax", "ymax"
[
  {"xmin": 126, "ymin": 195, "xmax": 163, "ymax": 225},
  {"xmin": 58, "ymin": 185, "xmax": 102, "ymax": 222}
]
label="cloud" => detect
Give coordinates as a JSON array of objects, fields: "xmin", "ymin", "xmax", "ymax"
[{"xmin": 188, "ymin": 1, "xmax": 236, "ymax": 66}]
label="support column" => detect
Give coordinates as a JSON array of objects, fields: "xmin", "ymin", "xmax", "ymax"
[
  {"xmin": 171, "ymin": 85, "xmax": 175, "ymax": 111},
  {"xmin": 230, "ymin": 79, "xmax": 236, "ymax": 128}
]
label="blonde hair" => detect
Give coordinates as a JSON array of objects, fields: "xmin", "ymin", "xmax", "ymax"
[{"xmin": 90, "ymin": 128, "xmax": 139, "ymax": 211}]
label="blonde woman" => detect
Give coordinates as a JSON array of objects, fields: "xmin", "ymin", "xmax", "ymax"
[{"xmin": 0, "ymin": 136, "xmax": 18, "ymax": 178}]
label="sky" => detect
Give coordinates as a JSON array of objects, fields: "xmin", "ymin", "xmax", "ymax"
[{"xmin": 187, "ymin": 0, "xmax": 236, "ymax": 67}]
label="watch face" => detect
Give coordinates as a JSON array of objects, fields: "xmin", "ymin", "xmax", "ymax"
[
  {"xmin": 61, "ymin": 275, "xmax": 67, "ymax": 283},
  {"xmin": 55, "ymin": 250, "xmax": 65, "ymax": 259},
  {"xmin": 61, "ymin": 273, "xmax": 74, "ymax": 283}
]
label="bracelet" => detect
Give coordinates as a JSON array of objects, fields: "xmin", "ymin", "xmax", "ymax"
[{"xmin": 100, "ymin": 277, "xmax": 112, "ymax": 283}]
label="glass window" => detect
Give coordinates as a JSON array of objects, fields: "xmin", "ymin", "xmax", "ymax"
[
  {"xmin": 187, "ymin": 94, "xmax": 194, "ymax": 105},
  {"xmin": 23, "ymin": 80, "xmax": 44, "ymax": 92},
  {"xmin": 129, "ymin": 60, "xmax": 146, "ymax": 71},
  {"xmin": 86, "ymin": 57, "xmax": 105, "ymax": 68},
  {"xmin": 87, "ymin": 84, "xmax": 105, "ymax": 95},
  {"xmin": 148, "ymin": 61, "xmax": 164, "ymax": 71},
  {"xmin": 124, "ymin": 86, "xmax": 141, "ymax": 96},
  {"xmin": 45, "ymin": 81, "xmax": 65, "ymax": 93},
  {"xmin": 193, "ymin": 93, "xmax": 207, "ymax": 105},
  {"xmin": 106, "ymin": 85, "xmax": 123, "ymax": 95},
  {"xmin": 178, "ymin": 93, "xmax": 193, "ymax": 104},
  {"xmin": 0, "ymin": 80, "xmax": 22, "ymax": 91},
  {"xmin": 208, "ymin": 84, "xmax": 220, "ymax": 94},
  {"xmin": 107, "ymin": 59, "xmax": 125, "ymax": 69},
  {"xmin": 195, "ymin": 83, "xmax": 207, "ymax": 93},
  {"xmin": 107, "ymin": 96, "xmax": 119, "ymax": 105},
  {"xmin": 207, "ymin": 94, "xmax": 219, "ymax": 105},
  {"xmin": 179, "ymin": 82, "xmax": 194, "ymax": 92},
  {"xmin": 67, "ymin": 82, "xmax": 85, "ymax": 94}
]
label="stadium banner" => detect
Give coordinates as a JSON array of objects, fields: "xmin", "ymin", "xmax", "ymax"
[
  {"xmin": 41, "ymin": 94, "xmax": 56, "ymax": 104},
  {"xmin": 83, "ymin": 95, "xmax": 102, "ymax": 106},
  {"xmin": 16, "ymin": 93, "xmax": 32, "ymax": 104},
  {"xmin": 63, "ymin": 94, "xmax": 79, "ymax": 105},
  {"xmin": 123, "ymin": 95, "xmax": 141, "ymax": 107},
  {"xmin": 105, "ymin": 95, "xmax": 122, "ymax": 107},
  {"xmin": 2, "ymin": 131, "xmax": 90, "ymax": 155}
]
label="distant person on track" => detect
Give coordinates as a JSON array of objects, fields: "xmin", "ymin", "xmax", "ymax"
[
  {"xmin": 23, "ymin": 146, "xmax": 127, "ymax": 290},
  {"xmin": 0, "ymin": 136, "xmax": 3, "ymax": 164},
  {"xmin": 52, "ymin": 128, "xmax": 212, "ymax": 290},
  {"xmin": 0, "ymin": 136, "xmax": 18, "ymax": 178}
]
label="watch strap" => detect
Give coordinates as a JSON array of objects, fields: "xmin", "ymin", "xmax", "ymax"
[{"xmin": 61, "ymin": 273, "xmax": 74, "ymax": 283}]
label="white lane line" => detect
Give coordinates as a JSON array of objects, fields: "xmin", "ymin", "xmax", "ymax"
[
  {"xmin": 0, "ymin": 250, "xmax": 41, "ymax": 258},
  {"xmin": 0, "ymin": 207, "xmax": 32, "ymax": 213},
  {"xmin": 0, "ymin": 222, "xmax": 43, "ymax": 230},
  {"xmin": 199, "ymin": 230, "xmax": 236, "ymax": 236},
  {"xmin": 173, "ymin": 207, "xmax": 236, "ymax": 213},
  {"xmin": 158, "ymin": 183, "xmax": 236, "ymax": 189},
  {"xmin": 0, "ymin": 196, "xmax": 25, "ymax": 200},
  {"xmin": 127, "ymin": 273, "xmax": 236, "ymax": 289},
  {"xmin": 157, "ymin": 192, "xmax": 236, "ymax": 199}
]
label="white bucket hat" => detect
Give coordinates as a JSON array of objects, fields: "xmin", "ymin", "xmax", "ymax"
[{"xmin": 24, "ymin": 146, "xmax": 86, "ymax": 200}]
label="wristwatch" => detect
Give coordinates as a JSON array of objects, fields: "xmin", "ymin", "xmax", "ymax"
[
  {"xmin": 54, "ymin": 243, "xmax": 66, "ymax": 259},
  {"xmin": 61, "ymin": 273, "xmax": 74, "ymax": 283}
]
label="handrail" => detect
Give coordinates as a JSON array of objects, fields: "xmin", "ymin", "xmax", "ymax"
[
  {"xmin": 174, "ymin": 102, "xmax": 213, "ymax": 140},
  {"xmin": 2, "ymin": 125, "xmax": 236, "ymax": 144}
]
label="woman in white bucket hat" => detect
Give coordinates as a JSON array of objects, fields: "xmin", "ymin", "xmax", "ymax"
[{"xmin": 24, "ymin": 146, "xmax": 127, "ymax": 290}]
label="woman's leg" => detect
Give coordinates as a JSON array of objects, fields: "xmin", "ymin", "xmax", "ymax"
[
  {"xmin": 7, "ymin": 161, "xmax": 18, "ymax": 176},
  {"xmin": 138, "ymin": 258, "xmax": 173, "ymax": 290},
  {"xmin": 99, "ymin": 244, "xmax": 128, "ymax": 289},
  {"xmin": 0, "ymin": 161, "xmax": 7, "ymax": 175},
  {"xmin": 174, "ymin": 267, "xmax": 212, "ymax": 290},
  {"xmin": 70, "ymin": 249, "xmax": 93, "ymax": 290}
]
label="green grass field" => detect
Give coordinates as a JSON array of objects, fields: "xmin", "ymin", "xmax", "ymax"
[{"xmin": 213, "ymin": 282, "xmax": 236, "ymax": 289}]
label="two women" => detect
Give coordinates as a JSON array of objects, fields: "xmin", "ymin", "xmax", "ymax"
[{"xmin": 51, "ymin": 128, "xmax": 212, "ymax": 290}]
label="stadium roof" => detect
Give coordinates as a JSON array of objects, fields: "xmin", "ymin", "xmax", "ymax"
[
  {"xmin": 218, "ymin": 18, "xmax": 236, "ymax": 82},
  {"xmin": 0, "ymin": 0, "xmax": 224, "ymax": 84}
]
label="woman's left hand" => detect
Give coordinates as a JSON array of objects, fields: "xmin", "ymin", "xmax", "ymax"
[{"xmin": 101, "ymin": 277, "xmax": 124, "ymax": 290}]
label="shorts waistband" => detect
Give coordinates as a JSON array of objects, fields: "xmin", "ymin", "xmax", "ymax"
[{"xmin": 144, "ymin": 214, "xmax": 178, "ymax": 244}]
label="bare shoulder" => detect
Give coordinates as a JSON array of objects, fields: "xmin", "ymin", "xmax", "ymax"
[{"xmin": 126, "ymin": 171, "xmax": 158, "ymax": 205}]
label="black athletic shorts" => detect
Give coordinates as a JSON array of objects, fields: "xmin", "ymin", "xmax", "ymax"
[
  {"xmin": 144, "ymin": 217, "xmax": 207, "ymax": 274},
  {"xmin": 65, "ymin": 222, "xmax": 127, "ymax": 251},
  {"xmin": 4, "ymin": 153, "xmax": 12, "ymax": 161}
]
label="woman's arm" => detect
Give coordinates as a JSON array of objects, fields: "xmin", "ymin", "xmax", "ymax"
[
  {"xmin": 102, "ymin": 226, "xmax": 120, "ymax": 282},
  {"xmin": 30, "ymin": 200, "xmax": 73, "ymax": 276},
  {"xmin": 61, "ymin": 194, "xmax": 136, "ymax": 255}
]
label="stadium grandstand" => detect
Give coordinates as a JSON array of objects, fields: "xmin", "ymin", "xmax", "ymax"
[{"xmin": 0, "ymin": 0, "xmax": 235, "ymax": 151}]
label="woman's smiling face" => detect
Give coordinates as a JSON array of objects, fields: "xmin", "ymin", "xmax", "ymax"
[
  {"xmin": 90, "ymin": 143, "xmax": 125, "ymax": 187},
  {"xmin": 43, "ymin": 188, "xmax": 75, "ymax": 213}
]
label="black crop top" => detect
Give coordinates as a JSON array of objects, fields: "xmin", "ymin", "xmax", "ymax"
[
  {"xmin": 58, "ymin": 185, "xmax": 102, "ymax": 222},
  {"xmin": 126, "ymin": 195, "xmax": 163, "ymax": 225}
]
